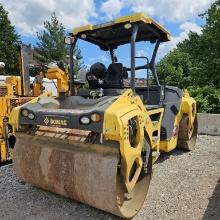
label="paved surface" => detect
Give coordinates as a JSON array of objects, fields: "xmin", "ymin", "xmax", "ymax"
[{"xmin": 0, "ymin": 135, "xmax": 220, "ymax": 220}]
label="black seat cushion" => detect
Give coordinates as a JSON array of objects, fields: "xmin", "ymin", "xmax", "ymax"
[
  {"xmin": 86, "ymin": 62, "xmax": 106, "ymax": 89},
  {"xmin": 104, "ymin": 63, "xmax": 127, "ymax": 88}
]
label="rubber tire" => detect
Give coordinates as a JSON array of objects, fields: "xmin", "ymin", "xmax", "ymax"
[{"xmin": 177, "ymin": 114, "xmax": 198, "ymax": 151}]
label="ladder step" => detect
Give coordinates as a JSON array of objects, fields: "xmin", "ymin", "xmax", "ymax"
[
  {"xmin": 152, "ymin": 136, "xmax": 159, "ymax": 142},
  {"xmin": 152, "ymin": 151, "xmax": 160, "ymax": 159},
  {"xmin": 152, "ymin": 120, "xmax": 159, "ymax": 126}
]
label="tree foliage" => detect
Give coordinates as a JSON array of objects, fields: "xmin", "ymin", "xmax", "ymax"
[
  {"xmin": 35, "ymin": 12, "xmax": 67, "ymax": 65},
  {"xmin": 157, "ymin": 0, "xmax": 220, "ymax": 113},
  {"xmin": 0, "ymin": 4, "xmax": 20, "ymax": 75},
  {"xmin": 34, "ymin": 12, "xmax": 82, "ymax": 74},
  {"xmin": 157, "ymin": 50, "xmax": 194, "ymax": 88},
  {"xmin": 188, "ymin": 86, "xmax": 220, "ymax": 113}
]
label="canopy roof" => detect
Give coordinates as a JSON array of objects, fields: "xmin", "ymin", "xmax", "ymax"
[{"xmin": 72, "ymin": 13, "xmax": 171, "ymax": 50}]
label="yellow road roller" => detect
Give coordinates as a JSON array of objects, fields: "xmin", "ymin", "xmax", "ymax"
[{"xmin": 9, "ymin": 13, "xmax": 198, "ymax": 218}]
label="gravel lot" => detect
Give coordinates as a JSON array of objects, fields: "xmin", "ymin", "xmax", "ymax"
[{"xmin": 0, "ymin": 135, "xmax": 220, "ymax": 220}]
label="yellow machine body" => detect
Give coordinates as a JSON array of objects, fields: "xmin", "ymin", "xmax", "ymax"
[
  {"xmin": 46, "ymin": 68, "xmax": 69, "ymax": 95},
  {"xmin": 5, "ymin": 76, "xmax": 22, "ymax": 96},
  {"xmin": 9, "ymin": 89, "xmax": 197, "ymax": 218},
  {"xmin": 0, "ymin": 83, "xmax": 32, "ymax": 163},
  {"xmin": 159, "ymin": 90, "xmax": 197, "ymax": 152},
  {"xmin": 9, "ymin": 13, "xmax": 198, "ymax": 218},
  {"xmin": 10, "ymin": 89, "xmax": 159, "ymax": 217}
]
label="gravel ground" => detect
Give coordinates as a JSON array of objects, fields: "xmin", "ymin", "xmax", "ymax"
[{"xmin": 0, "ymin": 135, "xmax": 220, "ymax": 220}]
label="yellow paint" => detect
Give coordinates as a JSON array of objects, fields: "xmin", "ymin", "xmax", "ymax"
[
  {"xmin": 146, "ymin": 108, "xmax": 164, "ymax": 151},
  {"xmin": 8, "ymin": 85, "xmax": 197, "ymax": 193},
  {"xmin": 0, "ymin": 94, "xmax": 34, "ymax": 163},
  {"xmin": 5, "ymin": 76, "xmax": 22, "ymax": 95},
  {"xmin": 0, "ymin": 47, "xmax": 62, "ymax": 163},
  {"xmin": 46, "ymin": 68, "xmax": 69, "ymax": 95},
  {"xmin": 159, "ymin": 89, "xmax": 197, "ymax": 152},
  {"xmin": 72, "ymin": 13, "xmax": 171, "ymax": 41},
  {"xmin": 32, "ymin": 83, "xmax": 43, "ymax": 96},
  {"xmin": 8, "ymin": 106, "xmax": 21, "ymax": 131},
  {"xmin": 0, "ymin": 78, "xmax": 51, "ymax": 163},
  {"xmin": 103, "ymin": 87, "xmax": 197, "ymax": 182},
  {"xmin": 103, "ymin": 89, "xmax": 163, "ymax": 192},
  {"xmin": 0, "ymin": 140, "xmax": 7, "ymax": 162},
  {"xmin": 73, "ymin": 24, "xmax": 93, "ymax": 35}
]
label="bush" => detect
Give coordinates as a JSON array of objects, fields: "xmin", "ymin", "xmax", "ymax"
[{"xmin": 188, "ymin": 86, "xmax": 220, "ymax": 113}]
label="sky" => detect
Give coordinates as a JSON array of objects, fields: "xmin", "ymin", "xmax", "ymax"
[{"xmin": 0, "ymin": 0, "xmax": 214, "ymax": 78}]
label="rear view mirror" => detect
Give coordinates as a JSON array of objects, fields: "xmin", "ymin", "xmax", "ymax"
[{"xmin": 64, "ymin": 36, "xmax": 75, "ymax": 45}]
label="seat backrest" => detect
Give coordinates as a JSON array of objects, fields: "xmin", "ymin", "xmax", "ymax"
[
  {"xmin": 86, "ymin": 62, "xmax": 107, "ymax": 89},
  {"xmin": 108, "ymin": 63, "xmax": 123, "ymax": 75},
  {"xmin": 86, "ymin": 72, "xmax": 101, "ymax": 89},
  {"xmin": 160, "ymin": 86, "xmax": 183, "ymax": 140},
  {"xmin": 104, "ymin": 63, "xmax": 125, "ymax": 88}
]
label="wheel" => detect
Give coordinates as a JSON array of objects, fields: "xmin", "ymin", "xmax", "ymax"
[
  {"xmin": 177, "ymin": 114, "xmax": 198, "ymax": 151},
  {"xmin": 14, "ymin": 132, "xmax": 153, "ymax": 218}
]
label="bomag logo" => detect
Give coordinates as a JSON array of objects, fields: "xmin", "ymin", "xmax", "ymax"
[
  {"xmin": 43, "ymin": 116, "xmax": 67, "ymax": 127},
  {"xmin": 44, "ymin": 117, "xmax": 50, "ymax": 125}
]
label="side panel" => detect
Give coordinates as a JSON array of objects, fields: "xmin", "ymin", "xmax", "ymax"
[
  {"xmin": 160, "ymin": 86, "xmax": 183, "ymax": 140},
  {"xmin": 104, "ymin": 89, "xmax": 153, "ymax": 192},
  {"xmin": 159, "ymin": 89, "xmax": 197, "ymax": 152}
]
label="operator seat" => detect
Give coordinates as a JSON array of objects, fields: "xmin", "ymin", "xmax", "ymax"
[
  {"xmin": 104, "ymin": 63, "xmax": 128, "ymax": 89},
  {"xmin": 86, "ymin": 62, "xmax": 106, "ymax": 89}
]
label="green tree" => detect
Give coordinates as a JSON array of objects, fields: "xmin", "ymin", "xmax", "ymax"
[
  {"xmin": 188, "ymin": 86, "xmax": 220, "ymax": 113},
  {"xmin": 157, "ymin": 0, "xmax": 220, "ymax": 113},
  {"xmin": 157, "ymin": 50, "xmax": 194, "ymax": 88},
  {"xmin": 197, "ymin": 0, "xmax": 220, "ymax": 87},
  {"xmin": 178, "ymin": 0, "xmax": 220, "ymax": 87},
  {"xmin": 0, "ymin": 4, "xmax": 20, "ymax": 75},
  {"xmin": 34, "ymin": 12, "xmax": 82, "ymax": 75}
]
